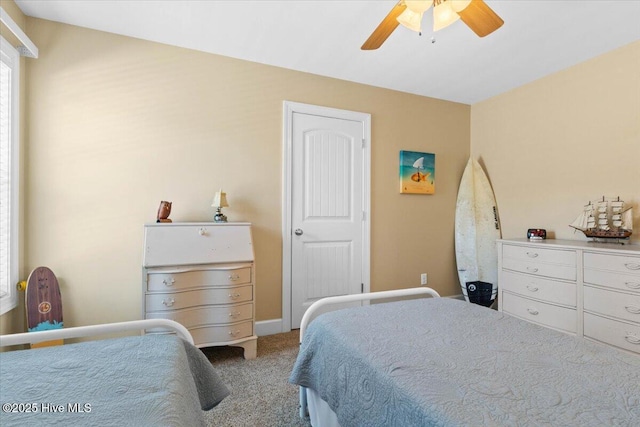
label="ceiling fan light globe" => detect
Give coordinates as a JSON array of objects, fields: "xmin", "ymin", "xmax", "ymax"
[
  {"xmin": 397, "ymin": 9, "xmax": 424, "ymax": 33},
  {"xmin": 433, "ymin": 0, "xmax": 461, "ymax": 31},
  {"xmin": 450, "ymin": 0, "xmax": 472, "ymax": 13},
  {"xmin": 404, "ymin": 0, "xmax": 432, "ymax": 13}
]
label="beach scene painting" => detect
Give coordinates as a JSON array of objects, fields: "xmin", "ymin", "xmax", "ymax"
[{"xmin": 400, "ymin": 150, "xmax": 435, "ymax": 194}]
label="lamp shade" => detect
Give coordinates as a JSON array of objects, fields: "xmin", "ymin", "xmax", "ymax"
[
  {"xmin": 212, "ymin": 190, "xmax": 229, "ymax": 208},
  {"xmin": 405, "ymin": 0, "xmax": 432, "ymax": 13},
  {"xmin": 396, "ymin": 8, "xmax": 424, "ymax": 33},
  {"xmin": 433, "ymin": 0, "xmax": 460, "ymax": 31}
]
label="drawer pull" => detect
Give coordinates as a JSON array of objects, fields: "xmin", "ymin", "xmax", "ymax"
[
  {"xmin": 228, "ymin": 330, "xmax": 240, "ymax": 337},
  {"xmin": 162, "ymin": 278, "xmax": 175, "ymax": 287},
  {"xmin": 526, "ymin": 285, "xmax": 539, "ymax": 292},
  {"xmin": 526, "ymin": 252, "xmax": 539, "ymax": 258},
  {"xmin": 625, "ymin": 282, "xmax": 640, "ymax": 290},
  {"xmin": 624, "ymin": 334, "xmax": 640, "ymax": 345},
  {"xmin": 527, "ymin": 308, "xmax": 539, "ymax": 315},
  {"xmin": 624, "ymin": 305, "xmax": 640, "ymax": 314},
  {"xmin": 228, "ymin": 311, "xmax": 241, "ymax": 319},
  {"xmin": 228, "ymin": 274, "xmax": 241, "ymax": 281},
  {"xmin": 162, "ymin": 298, "xmax": 175, "ymax": 307},
  {"xmin": 198, "ymin": 227, "xmax": 207, "ymax": 236},
  {"xmin": 624, "ymin": 262, "xmax": 640, "ymax": 271},
  {"xmin": 228, "ymin": 292, "xmax": 241, "ymax": 300},
  {"xmin": 526, "ymin": 267, "xmax": 539, "ymax": 273}
]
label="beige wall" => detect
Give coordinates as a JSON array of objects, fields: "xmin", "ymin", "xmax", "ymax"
[
  {"xmin": 471, "ymin": 41, "xmax": 639, "ymax": 245},
  {"xmin": 17, "ymin": 17, "xmax": 469, "ymax": 331}
]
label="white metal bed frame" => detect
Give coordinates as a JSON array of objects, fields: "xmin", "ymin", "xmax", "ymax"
[
  {"xmin": 0, "ymin": 318, "xmax": 193, "ymax": 348},
  {"xmin": 297, "ymin": 287, "xmax": 441, "ymax": 420}
]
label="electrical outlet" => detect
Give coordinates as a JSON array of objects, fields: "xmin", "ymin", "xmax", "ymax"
[{"xmin": 421, "ymin": 273, "xmax": 427, "ymax": 285}]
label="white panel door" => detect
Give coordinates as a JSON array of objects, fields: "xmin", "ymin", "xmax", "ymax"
[{"xmin": 291, "ymin": 112, "xmax": 364, "ymax": 328}]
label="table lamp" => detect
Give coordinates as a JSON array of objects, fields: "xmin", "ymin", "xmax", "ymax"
[{"xmin": 212, "ymin": 189, "xmax": 229, "ymax": 222}]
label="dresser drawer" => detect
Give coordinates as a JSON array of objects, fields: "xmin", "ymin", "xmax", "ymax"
[
  {"xmin": 503, "ymin": 244, "xmax": 576, "ymax": 266},
  {"xmin": 190, "ymin": 321, "xmax": 254, "ymax": 346},
  {"xmin": 501, "ymin": 270, "xmax": 576, "ymax": 307},
  {"xmin": 146, "ymin": 302, "xmax": 253, "ymax": 329},
  {"xmin": 584, "ymin": 268, "xmax": 640, "ymax": 294},
  {"xmin": 502, "ymin": 292, "xmax": 576, "ymax": 333},
  {"xmin": 144, "ymin": 224, "xmax": 253, "ymax": 267},
  {"xmin": 502, "ymin": 258, "xmax": 576, "ymax": 281},
  {"xmin": 146, "ymin": 285, "xmax": 253, "ymax": 311},
  {"xmin": 584, "ymin": 252, "xmax": 640, "ymax": 275},
  {"xmin": 584, "ymin": 313, "xmax": 640, "ymax": 355},
  {"xmin": 147, "ymin": 266, "xmax": 251, "ymax": 292},
  {"xmin": 584, "ymin": 252, "xmax": 640, "ymax": 294},
  {"xmin": 584, "ymin": 286, "xmax": 640, "ymax": 324}
]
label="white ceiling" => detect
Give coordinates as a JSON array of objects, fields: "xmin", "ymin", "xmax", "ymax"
[{"xmin": 14, "ymin": 0, "xmax": 640, "ymax": 105}]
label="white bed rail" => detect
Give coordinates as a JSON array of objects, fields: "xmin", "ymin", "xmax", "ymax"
[
  {"xmin": 299, "ymin": 287, "xmax": 440, "ymax": 342},
  {"xmin": 0, "ymin": 319, "xmax": 194, "ymax": 348},
  {"xmin": 297, "ymin": 287, "xmax": 440, "ymax": 420}
]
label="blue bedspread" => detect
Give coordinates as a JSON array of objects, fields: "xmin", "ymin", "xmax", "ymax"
[
  {"xmin": 0, "ymin": 334, "xmax": 229, "ymax": 426},
  {"xmin": 290, "ymin": 298, "xmax": 640, "ymax": 426}
]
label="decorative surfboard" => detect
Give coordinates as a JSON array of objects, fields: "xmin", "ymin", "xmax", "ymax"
[
  {"xmin": 25, "ymin": 266, "xmax": 64, "ymax": 348},
  {"xmin": 454, "ymin": 158, "xmax": 501, "ymax": 305}
]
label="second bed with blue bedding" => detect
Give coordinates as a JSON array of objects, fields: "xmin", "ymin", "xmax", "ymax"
[{"xmin": 290, "ymin": 298, "xmax": 640, "ymax": 426}]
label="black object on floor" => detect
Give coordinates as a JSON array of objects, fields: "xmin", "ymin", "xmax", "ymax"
[{"xmin": 466, "ymin": 281, "xmax": 494, "ymax": 307}]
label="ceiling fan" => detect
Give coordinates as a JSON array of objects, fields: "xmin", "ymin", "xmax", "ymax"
[{"xmin": 362, "ymin": 0, "xmax": 504, "ymax": 50}]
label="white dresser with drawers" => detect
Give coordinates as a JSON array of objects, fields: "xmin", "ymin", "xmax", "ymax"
[
  {"xmin": 498, "ymin": 239, "xmax": 640, "ymax": 355},
  {"xmin": 142, "ymin": 222, "xmax": 257, "ymax": 359}
]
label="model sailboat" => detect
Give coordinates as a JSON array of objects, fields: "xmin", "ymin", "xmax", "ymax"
[{"xmin": 570, "ymin": 196, "xmax": 633, "ymax": 240}]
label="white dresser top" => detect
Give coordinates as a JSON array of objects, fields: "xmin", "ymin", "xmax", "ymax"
[
  {"xmin": 145, "ymin": 222, "xmax": 252, "ymax": 227},
  {"xmin": 498, "ymin": 238, "xmax": 640, "ymax": 256}
]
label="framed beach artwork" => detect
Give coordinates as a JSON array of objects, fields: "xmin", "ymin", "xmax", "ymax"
[{"xmin": 399, "ymin": 150, "xmax": 435, "ymax": 194}]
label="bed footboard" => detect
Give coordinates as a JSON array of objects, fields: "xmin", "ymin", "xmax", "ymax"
[
  {"xmin": 0, "ymin": 319, "xmax": 194, "ymax": 348},
  {"xmin": 297, "ymin": 287, "xmax": 440, "ymax": 419},
  {"xmin": 299, "ymin": 287, "xmax": 440, "ymax": 341}
]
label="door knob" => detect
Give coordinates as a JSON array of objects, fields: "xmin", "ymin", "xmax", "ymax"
[{"xmin": 294, "ymin": 229, "xmax": 303, "ymax": 236}]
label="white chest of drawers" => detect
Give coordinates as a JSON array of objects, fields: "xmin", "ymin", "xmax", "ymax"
[
  {"xmin": 142, "ymin": 222, "xmax": 257, "ymax": 359},
  {"xmin": 498, "ymin": 239, "xmax": 640, "ymax": 355}
]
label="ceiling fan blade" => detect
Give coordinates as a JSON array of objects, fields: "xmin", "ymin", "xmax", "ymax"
[
  {"xmin": 361, "ymin": 2, "xmax": 407, "ymax": 50},
  {"xmin": 457, "ymin": 0, "xmax": 504, "ymax": 37}
]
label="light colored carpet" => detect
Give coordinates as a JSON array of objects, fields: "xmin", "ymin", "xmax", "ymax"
[{"xmin": 202, "ymin": 331, "xmax": 311, "ymax": 427}]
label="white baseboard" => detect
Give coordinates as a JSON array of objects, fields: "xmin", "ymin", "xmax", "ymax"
[{"xmin": 255, "ymin": 319, "xmax": 283, "ymax": 336}]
